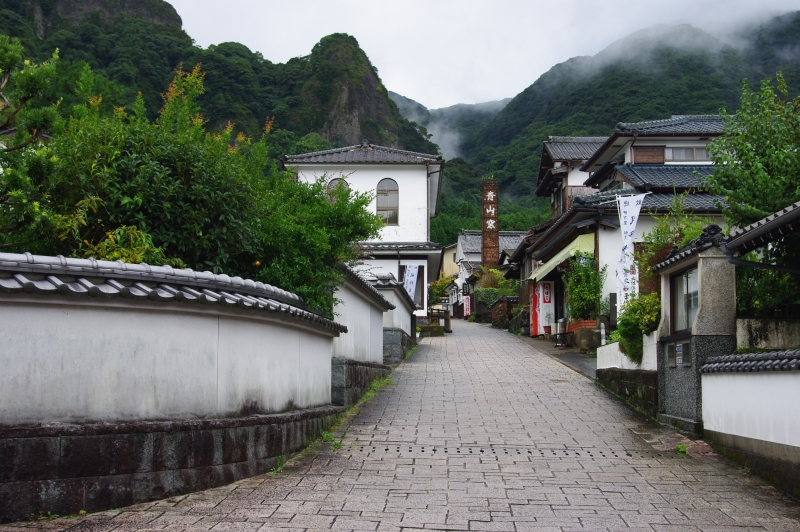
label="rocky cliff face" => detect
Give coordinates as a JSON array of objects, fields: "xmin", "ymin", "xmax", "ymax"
[
  {"xmin": 26, "ymin": 0, "xmax": 181, "ymax": 37},
  {"xmin": 291, "ymin": 34, "xmax": 410, "ymax": 148}
]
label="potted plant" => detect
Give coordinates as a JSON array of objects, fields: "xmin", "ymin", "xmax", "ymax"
[
  {"xmin": 563, "ymin": 252, "xmax": 608, "ymax": 332},
  {"xmin": 543, "ymin": 311, "xmax": 553, "ymax": 335}
]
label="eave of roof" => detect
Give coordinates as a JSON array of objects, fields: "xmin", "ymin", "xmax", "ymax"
[
  {"xmin": 652, "ymin": 225, "xmax": 725, "ymax": 273},
  {"xmin": 724, "ymin": 200, "xmax": 800, "ymax": 256},
  {"xmin": 360, "ymin": 241, "xmax": 442, "ymax": 252},
  {"xmin": 365, "ymin": 273, "xmax": 417, "ymax": 312},
  {"xmin": 580, "ymin": 115, "xmax": 726, "ymax": 172}
]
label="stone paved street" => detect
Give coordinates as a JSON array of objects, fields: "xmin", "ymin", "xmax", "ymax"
[{"xmin": 5, "ymin": 320, "xmax": 800, "ymax": 531}]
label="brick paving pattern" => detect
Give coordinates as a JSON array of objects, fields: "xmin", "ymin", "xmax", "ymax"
[{"xmin": 4, "ymin": 320, "xmax": 800, "ymax": 531}]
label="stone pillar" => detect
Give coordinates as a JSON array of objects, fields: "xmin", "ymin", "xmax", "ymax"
[{"xmin": 482, "ymin": 179, "xmax": 499, "ymax": 268}]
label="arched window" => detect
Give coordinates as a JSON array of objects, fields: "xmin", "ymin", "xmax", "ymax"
[
  {"xmin": 377, "ymin": 178, "xmax": 399, "ymax": 225},
  {"xmin": 327, "ymin": 178, "xmax": 349, "ymax": 191}
]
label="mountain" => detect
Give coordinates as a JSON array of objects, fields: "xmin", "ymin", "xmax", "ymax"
[
  {"xmin": 455, "ymin": 16, "xmax": 800, "ymax": 204},
  {"xmin": 0, "ymin": 0, "xmax": 437, "ymax": 155},
  {"xmin": 389, "ymin": 92, "xmax": 510, "ymax": 159}
]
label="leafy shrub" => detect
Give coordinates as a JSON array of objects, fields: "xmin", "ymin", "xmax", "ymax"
[
  {"xmin": 474, "ymin": 287, "xmax": 515, "ymax": 307},
  {"xmin": 563, "ymin": 252, "xmax": 607, "ymax": 320},
  {"xmin": 617, "ymin": 292, "xmax": 661, "ymax": 364}
]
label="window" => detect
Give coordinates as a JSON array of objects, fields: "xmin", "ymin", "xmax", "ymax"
[
  {"xmin": 327, "ymin": 178, "xmax": 349, "ymax": 190},
  {"xmin": 377, "ymin": 178, "xmax": 399, "ymax": 225},
  {"xmin": 665, "ymin": 147, "xmax": 710, "ymax": 162},
  {"xmin": 671, "ymin": 267, "xmax": 698, "ymax": 333}
]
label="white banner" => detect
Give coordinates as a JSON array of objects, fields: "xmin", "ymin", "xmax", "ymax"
[
  {"xmin": 616, "ymin": 194, "xmax": 647, "ymax": 314},
  {"xmin": 403, "ymin": 264, "xmax": 419, "ymax": 301}
]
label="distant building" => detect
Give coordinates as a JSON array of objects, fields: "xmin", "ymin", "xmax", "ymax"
[
  {"xmin": 507, "ymin": 115, "xmax": 727, "ymax": 335},
  {"xmin": 283, "ymin": 140, "xmax": 444, "ymax": 316}
]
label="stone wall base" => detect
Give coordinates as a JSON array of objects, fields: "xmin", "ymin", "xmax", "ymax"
[
  {"xmin": 383, "ymin": 328, "xmax": 415, "ymax": 365},
  {"xmin": 657, "ymin": 414, "xmax": 703, "ymax": 436},
  {"xmin": 0, "ymin": 406, "xmax": 343, "ymax": 523},
  {"xmin": 331, "ymin": 358, "xmax": 392, "ymax": 407},
  {"xmin": 596, "ymin": 368, "xmax": 658, "ymax": 418},
  {"xmin": 705, "ymin": 430, "xmax": 800, "ymax": 499}
]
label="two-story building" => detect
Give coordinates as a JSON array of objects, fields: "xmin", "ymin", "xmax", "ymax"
[
  {"xmin": 283, "ymin": 140, "xmax": 444, "ymax": 316},
  {"xmin": 512, "ymin": 115, "xmax": 726, "ymax": 335}
]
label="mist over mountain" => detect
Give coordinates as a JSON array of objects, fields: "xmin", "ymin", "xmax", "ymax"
[{"xmin": 389, "ymin": 92, "xmax": 510, "ymax": 159}]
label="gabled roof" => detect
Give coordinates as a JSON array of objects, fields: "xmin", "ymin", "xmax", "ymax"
[
  {"xmin": 543, "ymin": 136, "xmax": 608, "ymax": 161},
  {"xmin": 615, "ymin": 164, "xmax": 715, "ymax": 190},
  {"xmin": 724, "ymin": 199, "xmax": 800, "ymax": 256},
  {"xmin": 365, "ymin": 272, "xmax": 417, "ymax": 311},
  {"xmin": 457, "ymin": 230, "xmax": 529, "ymax": 254},
  {"xmin": 282, "ymin": 140, "xmax": 443, "ymax": 166},
  {"xmin": 616, "ymin": 115, "xmax": 725, "ymax": 134}
]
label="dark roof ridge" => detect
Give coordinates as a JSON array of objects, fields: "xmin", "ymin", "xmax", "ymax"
[
  {"xmin": 363, "ymin": 272, "xmax": 416, "ymax": 311},
  {"xmin": 653, "ymin": 224, "xmax": 725, "ymax": 272},
  {"xmin": 284, "ymin": 142, "xmax": 441, "ymax": 161},
  {"xmin": 725, "ymin": 199, "xmax": 800, "ymax": 254},
  {"xmin": 701, "ymin": 350, "xmax": 800, "ymax": 374},
  {"xmin": 547, "ymin": 135, "xmax": 609, "ymax": 142},
  {"xmin": 616, "ymin": 114, "xmax": 724, "ymax": 132}
]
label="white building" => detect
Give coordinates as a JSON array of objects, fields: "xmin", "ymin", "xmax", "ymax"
[{"xmin": 283, "ymin": 141, "xmax": 444, "ymax": 316}]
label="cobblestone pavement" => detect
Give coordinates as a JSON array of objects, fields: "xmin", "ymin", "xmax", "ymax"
[{"xmin": 5, "ymin": 321, "xmax": 800, "ymax": 531}]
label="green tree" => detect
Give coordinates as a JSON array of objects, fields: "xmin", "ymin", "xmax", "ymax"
[
  {"xmin": 563, "ymin": 252, "xmax": 607, "ymax": 320},
  {"xmin": 0, "ymin": 35, "xmax": 62, "ymax": 251},
  {"xmin": 705, "ymin": 72, "xmax": 800, "ymax": 314}
]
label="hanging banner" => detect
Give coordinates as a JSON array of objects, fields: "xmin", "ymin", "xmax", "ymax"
[
  {"xmin": 615, "ymin": 194, "xmax": 647, "ymax": 314},
  {"xmin": 403, "ymin": 264, "xmax": 419, "ymax": 300}
]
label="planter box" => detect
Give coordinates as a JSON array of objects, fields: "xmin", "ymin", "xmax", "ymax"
[{"xmin": 568, "ymin": 319, "xmax": 596, "ymax": 332}]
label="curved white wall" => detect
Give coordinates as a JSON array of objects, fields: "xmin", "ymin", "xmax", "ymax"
[
  {"xmin": 0, "ymin": 295, "xmax": 336, "ymax": 425},
  {"xmin": 702, "ymin": 373, "xmax": 800, "ymax": 448},
  {"xmin": 596, "ymin": 332, "xmax": 657, "ymax": 371}
]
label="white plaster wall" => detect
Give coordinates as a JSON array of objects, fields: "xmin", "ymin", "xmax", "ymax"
[
  {"xmin": 596, "ymin": 331, "xmax": 657, "ymax": 371},
  {"xmin": 332, "ymin": 280, "xmax": 385, "ymax": 363},
  {"xmin": 596, "ymin": 217, "xmax": 657, "ymax": 300},
  {"xmin": 0, "ymin": 296, "xmax": 335, "ymax": 425},
  {"xmin": 567, "ymin": 167, "xmax": 591, "ymax": 187},
  {"xmin": 296, "ymin": 165, "xmax": 429, "ymax": 242},
  {"xmin": 379, "ymin": 289, "xmax": 413, "ymax": 335},
  {"xmin": 702, "ymin": 373, "xmax": 800, "ymax": 447}
]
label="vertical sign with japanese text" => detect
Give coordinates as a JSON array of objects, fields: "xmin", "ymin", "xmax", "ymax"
[
  {"xmin": 615, "ymin": 194, "xmax": 647, "ymax": 315},
  {"xmin": 481, "ymin": 179, "xmax": 499, "ymax": 267}
]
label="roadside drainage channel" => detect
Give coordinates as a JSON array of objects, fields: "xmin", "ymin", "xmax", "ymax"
[{"xmin": 341, "ymin": 445, "xmax": 666, "ymax": 459}]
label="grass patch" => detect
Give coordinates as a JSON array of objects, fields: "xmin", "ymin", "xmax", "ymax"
[{"xmin": 675, "ymin": 444, "xmax": 688, "ymax": 454}]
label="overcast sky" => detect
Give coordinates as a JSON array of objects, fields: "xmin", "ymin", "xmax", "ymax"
[{"xmin": 169, "ymin": 0, "xmax": 798, "ymax": 110}]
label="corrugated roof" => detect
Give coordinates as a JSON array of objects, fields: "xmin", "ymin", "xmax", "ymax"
[
  {"xmin": 0, "ymin": 252, "xmax": 345, "ymax": 333},
  {"xmin": 616, "ymin": 115, "xmax": 725, "ymax": 134},
  {"xmin": 543, "ymin": 136, "xmax": 608, "ymax": 161},
  {"xmin": 616, "ymin": 164, "xmax": 715, "ymax": 189},
  {"xmin": 283, "ymin": 140, "xmax": 443, "ymax": 165},
  {"xmin": 457, "ymin": 230, "xmax": 529, "ymax": 254}
]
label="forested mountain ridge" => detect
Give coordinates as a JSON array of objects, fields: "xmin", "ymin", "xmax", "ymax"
[
  {"xmin": 457, "ymin": 16, "xmax": 800, "ymax": 204},
  {"xmin": 0, "ymin": 0, "xmax": 438, "ymax": 156}
]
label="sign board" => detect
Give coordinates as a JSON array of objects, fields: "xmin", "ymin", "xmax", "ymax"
[
  {"xmin": 464, "ymin": 296, "xmax": 471, "ymax": 317},
  {"xmin": 615, "ymin": 194, "xmax": 647, "ymax": 315}
]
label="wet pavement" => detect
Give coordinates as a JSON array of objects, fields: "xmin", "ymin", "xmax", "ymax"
[{"xmin": 4, "ymin": 320, "xmax": 799, "ymax": 531}]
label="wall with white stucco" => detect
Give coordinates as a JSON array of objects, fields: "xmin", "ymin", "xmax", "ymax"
[
  {"xmin": 296, "ymin": 165, "xmax": 430, "ymax": 242},
  {"xmin": 0, "ymin": 295, "xmax": 336, "ymax": 425},
  {"xmin": 378, "ymin": 288, "xmax": 414, "ymax": 335},
  {"xmin": 332, "ymin": 279, "xmax": 386, "ymax": 364},
  {"xmin": 702, "ymin": 373, "xmax": 800, "ymax": 448}
]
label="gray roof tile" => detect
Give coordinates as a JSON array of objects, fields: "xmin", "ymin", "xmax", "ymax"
[
  {"xmin": 458, "ymin": 230, "xmax": 528, "ymax": 254},
  {"xmin": 544, "ymin": 136, "xmax": 608, "ymax": 161},
  {"xmin": 360, "ymin": 241, "xmax": 442, "ymax": 252},
  {"xmin": 283, "ymin": 140, "xmax": 442, "ymax": 165},
  {"xmin": 652, "ymin": 224, "xmax": 725, "ymax": 272},
  {"xmin": 0, "ymin": 252, "xmax": 345, "ymax": 333},
  {"xmin": 726, "ymin": 199, "xmax": 800, "ymax": 254},
  {"xmin": 616, "ymin": 164, "xmax": 715, "ymax": 189},
  {"xmin": 701, "ymin": 351, "xmax": 800, "ymax": 373},
  {"xmin": 616, "ymin": 115, "xmax": 725, "ymax": 134},
  {"xmin": 338, "ymin": 263, "xmax": 394, "ymax": 311},
  {"xmin": 363, "ymin": 272, "xmax": 416, "ymax": 311},
  {"xmin": 573, "ymin": 188, "xmax": 723, "ymax": 212}
]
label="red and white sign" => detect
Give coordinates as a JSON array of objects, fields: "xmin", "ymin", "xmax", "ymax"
[
  {"xmin": 542, "ymin": 283, "xmax": 552, "ymax": 304},
  {"xmin": 464, "ymin": 296, "xmax": 471, "ymax": 317}
]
